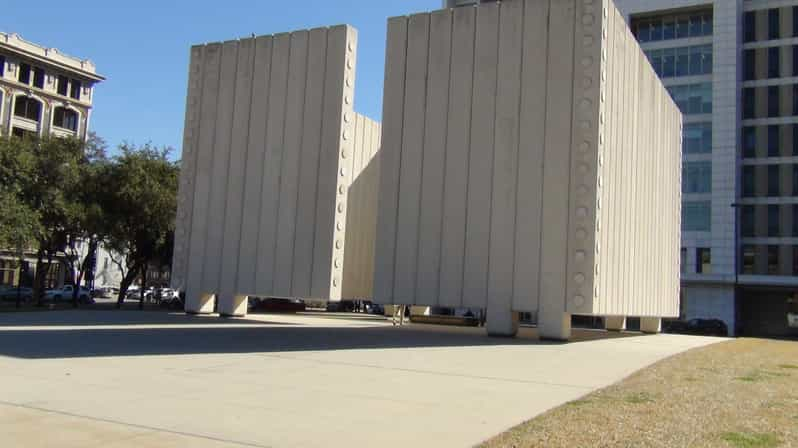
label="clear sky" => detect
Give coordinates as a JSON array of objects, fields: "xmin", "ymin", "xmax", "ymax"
[{"xmin": 5, "ymin": 0, "xmax": 438, "ymax": 158}]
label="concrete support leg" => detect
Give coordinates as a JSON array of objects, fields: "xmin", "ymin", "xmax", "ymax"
[
  {"xmin": 605, "ymin": 316, "xmax": 627, "ymax": 332},
  {"xmin": 410, "ymin": 306, "xmax": 430, "ymax": 317},
  {"xmin": 219, "ymin": 295, "xmax": 248, "ymax": 318},
  {"xmin": 640, "ymin": 317, "xmax": 662, "ymax": 334},
  {"xmin": 486, "ymin": 307, "xmax": 519, "ymax": 337},
  {"xmin": 186, "ymin": 292, "xmax": 215, "ymax": 315},
  {"xmin": 539, "ymin": 311, "xmax": 572, "ymax": 341}
]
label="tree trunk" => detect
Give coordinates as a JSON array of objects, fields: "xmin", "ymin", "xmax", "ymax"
[
  {"xmin": 72, "ymin": 239, "xmax": 98, "ymax": 308},
  {"xmin": 116, "ymin": 265, "xmax": 139, "ymax": 308},
  {"xmin": 33, "ymin": 247, "xmax": 45, "ymax": 307},
  {"xmin": 139, "ymin": 265, "xmax": 146, "ymax": 310}
]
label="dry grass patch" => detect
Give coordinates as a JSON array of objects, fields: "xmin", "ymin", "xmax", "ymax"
[{"xmin": 481, "ymin": 338, "xmax": 798, "ymax": 448}]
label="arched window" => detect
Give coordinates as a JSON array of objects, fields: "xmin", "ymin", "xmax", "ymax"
[
  {"xmin": 53, "ymin": 107, "xmax": 78, "ymax": 132},
  {"xmin": 13, "ymin": 96, "xmax": 42, "ymax": 122}
]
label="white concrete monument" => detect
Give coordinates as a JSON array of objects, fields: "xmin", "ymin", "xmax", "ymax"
[
  {"xmin": 171, "ymin": 26, "xmax": 381, "ymax": 316},
  {"xmin": 372, "ymin": 0, "xmax": 682, "ymax": 339}
]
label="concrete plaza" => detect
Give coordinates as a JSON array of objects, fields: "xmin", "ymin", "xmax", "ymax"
[{"xmin": 0, "ymin": 311, "xmax": 722, "ymax": 447}]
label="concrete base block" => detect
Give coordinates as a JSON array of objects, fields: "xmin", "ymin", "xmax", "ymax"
[
  {"xmin": 640, "ymin": 317, "xmax": 662, "ymax": 334},
  {"xmin": 539, "ymin": 312, "xmax": 572, "ymax": 341},
  {"xmin": 605, "ymin": 316, "xmax": 627, "ymax": 332},
  {"xmin": 410, "ymin": 306, "xmax": 430, "ymax": 317},
  {"xmin": 486, "ymin": 309, "xmax": 519, "ymax": 337},
  {"xmin": 186, "ymin": 293, "xmax": 215, "ymax": 315},
  {"xmin": 219, "ymin": 295, "xmax": 249, "ymax": 318}
]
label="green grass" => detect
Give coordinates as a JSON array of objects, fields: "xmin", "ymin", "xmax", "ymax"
[
  {"xmin": 721, "ymin": 432, "xmax": 780, "ymax": 448},
  {"xmin": 778, "ymin": 364, "xmax": 798, "ymax": 370},
  {"xmin": 565, "ymin": 399, "xmax": 592, "ymax": 407}
]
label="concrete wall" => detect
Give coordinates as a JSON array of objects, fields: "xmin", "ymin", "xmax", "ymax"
[
  {"xmin": 341, "ymin": 114, "xmax": 382, "ymax": 299},
  {"xmin": 374, "ymin": 0, "xmax": 682, "ymax": 339},
  {"xmin": 172, "ymin": 26, "xmax": 361, "ymax": 315}
]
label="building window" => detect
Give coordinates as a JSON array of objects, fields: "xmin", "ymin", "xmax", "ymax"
[
  {"xmin": 632, "ymin": 10, "xmax": 712, "ymax": 43},
  {"xmin": 696, "ymin": 248, "xmax": 711, "ymax": 274},
  {"xmin": 768, "ymin": 165, "xmax": 781, "ymax": 196},
  {"xmin": 768, "ymin": 204, "xmax": 781, "ymax": 237},
  {"xmin": 744, "ymin": 11, "xmax": 756, "ymax": 42},
  {"xmin": 794, "ymin": 125, "xmax": 798, "ymax": 155},
  {"xmin": 33, "ymin": 67, "xmax": 44, "ymax": 89},
  {"xmin": 645, "ymin": 45, "xmax": 712, "ymax": 78},
  {"xmin": 744, "ymin": 49, "xmax": 756, "ymax": 81},
  {"xmin": 794, "ymin": 7, "xmax": 798, "ymax": 37},
  {"xmin": 769, "ymin": 9, "xmax": 780, "ymax": 40},
  {"xmin": 768, "ymin": 245, "xmax": 779, "ymax": 275},
  {"xmin": 794, "ymin": 85, "xmax": 798, "ymax": 116},
  {"xmin": 742, "ymin": 127, "xmax": 756, "ymax": 158},
  {"xmin": 794, "ymin": 247, "xmax": 798, "ymax": 275},
  {"xmin": 667, "ymin": 83, "xmax": 712, "ymax": 115},
  {"xmin": 742, "ymin": 245, "xmax": 755, "ymax": 274},
  {"xmin": 794, "ymin": 46, "xmax": 798, "ymax": 76},
  {"xmin": 12, "ymin": 127, "xmax": 36, "ymax": 139},
  {"xmin": 684, "ymin": 122, "xmax": 712, "ymax": 154},
  {"xmin": 743, "ymin": 165, "xmax": 756, "ymax": 197},
  {"xmin": 793, "ymin": 165, "xmax": 798, "ymax": 196},
  {"xmin": 0, "ymin": 55, "xmax": 5, "ymax": 77},
  {"xmin": 57, "ymin": 75, "xmax": 68, "ymax": 96},
  {"xmin": 683, "ymin": 201, "xmax": 711, "ymax": 231},
  {"xmin": 18, "ymin": 63, "xmax": 31, "ymax": 84},
  {"xmin": 769, "ymin": 47, "xmax": 780, "ymax": 78},
  {"xmin": 683, "ymin": 161, "xmax": 712, "ymax": 193},
  {"xmin": 768, "ymin": 86, "xmax": 780, "ymax": 117},
  {"xmin": 768, "ymin": 125, "xmax": 780, "ymax": 157},
  {"xmin": 743, "ymin": 88, "xmax": 755, "ymax": 119},
  {"xmin": 680, "ymin": 248, "xmax": 687, "ymax": 274},
  {"xmin": 742, "ymin": 205, "xmax": 755, "ymax": 237},
  {"xmin": 70, "ymin": 79, "xmax": 82, "ymax": 100},
  {"xmin": 52, "ymin": 107, "xmax": 78, "ymax": 132},
  {"xmin": 13, "ymin": 96, "xmax": 42, "ymax": 122}
]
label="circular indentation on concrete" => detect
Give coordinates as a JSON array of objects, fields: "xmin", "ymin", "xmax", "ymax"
[
  {"xmin": 595, "ymin": 285, "xmax": 601, "ymax": 297},
  {"xmin": 596, "ymin": 264, "xmax": 600, "ymax": 275},
  {"xmin": 346, "ymin": 77, "xmax": 352, "ymax": 87},
  {"xmin": 596, "ymin": 243, "xmax": 601, "ymax": 255},
  {"xmin": 577, "ymin": 185, "xmax": 589, "ymax": 196},
  {"xmin": 583, "ymin": 77, "xmax": 593, "ymax": 88},
  {"xmin": 336, "ymin": 240, "xmax": 343, "ymax": 249},
  {"xmin": 579, "ymin": 141, "xmax": 589, "ymax": 153},
  {"xmin": 599, "ymin": 112, "xmax": 604, "ymax": 124},
  {"xmin": 343, "ymin": 130, "xmax": 350, "ymax": 140},
  {"xmin": 575, "ymin": 250, "xmax": 586, "ymax": 262},
  {"xmin": 576, "ymin": 207, "xmax": 588, "ymax": 218},
  {"xmin": 575, "ymin": 273, "xmax": 586, "ymax": 284},
  {"xmin": 573, "ymin": 295, "xmax": 586, "ymax": 307},
  {"xmin": 598, "ymin": 153, "xmax": 604, "ymax": 166},
  {"xmin": 580, "ymin": 120, "xmax": 591, "ymax": 130},
  {"xmin": 602, "ymin": 47, "xmax": 607, "ymax": 61},
  {"xmin": 580, "ymin": 99, "xmax": 592, "ymax": 110},
  {"xmin": 596, "ymin": 219, "xmax": 601, "ymax": 232},
  {"xmin": 599, "ymin": 133, "xmax": 605, "ymax": 145},
  {"xmin": 581, "ymin": 57, "xmax": 593, "ymax": 67},
  {"xmin": 598, "ymin": 175, "xmax": 603, "ymax": 187},
  {"xmin": 583, "ymin": 35, "xmax": 595, "ymax": 46},
  {"xmin": 603, "ymin": 7, "xmax": 608, "ymax": 18},
  {"xmin": 344, "ymin": 112, "xmax": 351, "ymax": 123},
  {"xmin": 347, "ymin": 59, "xmax": 353, "ymax": 69},
  {"xmin": 578, "ymin": 163, "xmax": 590, "ymax": 175},
  {"xmin": 348, "ymin": 42, "xmax": 354, "ymax": 52},
  {"xmin": 576, "ymin": 229, "xmax": 587, "ymax": 240},
  {"xmin": 341, "ymin": 150, "xmax": 348, "ymax": 159},
  {"xmin": 333, "ymin": 277, "xmax": 339, "ymax": 287},
  {"xmin": 334, "ymin": 258, "xmax": 341, "ymax": 268},
  {"xmin": 345, "ymin": 95, "xmax": 351, "ymax": 105},
  {"xmin": 340, "ymin": 167, "xmax": 346, "ymax": 177},
  {"xmin": 339, "ymin": 185, "xmax": 346, "ymax": 195},
  {"xmin": 337, "ymin": 221, "xmax": 344, "ymax": 231},
  {"xmin": 338, "ymin": 203, "xmax": 345, "ymax": 213},
  {"xmin": 597, "ymin": 197, "xmax": 602, "ymax": 210},
  {"xmin": 582, "ymin": 14, "xmax": 594, "ymax": 25}
]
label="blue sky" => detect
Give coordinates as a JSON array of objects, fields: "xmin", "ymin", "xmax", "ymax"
[{"xmin": 5, "ymin": 0, "xmax": 438, "ymax": 158}]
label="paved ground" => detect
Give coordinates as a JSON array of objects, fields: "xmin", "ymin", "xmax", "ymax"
[{"xmin": 0, "ymin": 311, "xmax": 724, "ymax": 448}]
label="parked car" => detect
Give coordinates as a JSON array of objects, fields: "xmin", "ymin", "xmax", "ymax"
[
  {"xmin": 125, "ymin": 287, "xmax": 156, "ymax": 301},
  {"xmin": 44, "ymin": 285, "xmax": 94, "ymax": 304},
  {"xmin": 0, "ymin": 287, "xmax": 33, "ymax": 302},
  {"xmin": 156, "ymin": 288, "xmax": 179, "ymax": 304},
  {"xmin": 249, "ymin": 297, "xmax": 305, "ymax": 313},
  {"xmin": 664, "ymin": 318, "xmax": 728, "ymax": 337}
]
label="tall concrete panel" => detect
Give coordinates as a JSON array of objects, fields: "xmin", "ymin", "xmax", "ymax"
[
  {"xmin": 172, "ymin": 26, "xmax": 365, "ymax": 315},
  {"xmin": 374, "ymin": 0, "xmax": 682, "ymax": 339}
]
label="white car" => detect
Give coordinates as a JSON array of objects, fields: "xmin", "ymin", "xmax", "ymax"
[{"xmin": 45, "ymin": 285, "xmax": 93, "ymax": 303}]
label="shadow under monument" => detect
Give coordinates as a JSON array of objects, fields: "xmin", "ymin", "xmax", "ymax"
[{"xmin": 0, "ymin": 310, "xmax": 643, "ymax": 360}]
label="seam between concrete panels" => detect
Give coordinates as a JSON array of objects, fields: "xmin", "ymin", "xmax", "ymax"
[
  {"xmin": 563, "ymin": 0, "xmax": 578, "ymax": 314},
  {"xmin": 435, "ymin": 9, "xmax": 455, "ymax": 307},
  {"xmin": 484, "ymin": 2, "xmax": 500, "ymax": 307},
  {"xmin": 510, "ymin": 0, "xmax": 527, "ymax": 313},
  {"xmin": 219, "ymin": 41, "xmax": 241, "ymax": 297},
  {"xmin": 307, "ymin": 28, "xmax": 330, "ymax": 299},
  {"xmin": 252, "ymin": 39, "xmax": 275, "ymax": 292},
  {"xmin": 535, "ymin": 0, "xmax": 552, "ymax": 312},
  {"xmin": 458, "ymin": 9, "xmax": 478, "ymax": 309},
  {"xmin": 233, "ymin": 38, "xmax": 258, "ymax": 297},
  {"xmin": 390, "ymin": 19, "xmax": 410, "ymax": 305},
  {"xmin": 412, "ymin": 16, "xmax": 431, "ymax": 304}
]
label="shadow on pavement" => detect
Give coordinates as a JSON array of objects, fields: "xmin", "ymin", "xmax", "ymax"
[{"xmin": 0, "ymin": 311, "xmax": 643, "ymax": 360}]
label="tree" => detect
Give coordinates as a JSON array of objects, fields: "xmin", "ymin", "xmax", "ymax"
[
  {"xmin": 0, "ymin": 136, "xmax": 84, "ymax": 304},
  {"xmin": 104, "ymin": 143, "xmax": 178, "ymax": 306}
]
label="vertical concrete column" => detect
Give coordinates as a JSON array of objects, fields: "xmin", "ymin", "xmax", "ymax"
[
  {"xmin": 410, "ymin": 306, "xmax": 431, "ymax": 316},
  {"xmin": 186, "ymin": 293, "xmax": 215, "ymax": 315},
  {"xmin": 640, "ymin": 317, "xmax": 662, "ymax": 334},
  {"xmin": 219, "ymin": 295, "xmax": 248, "ymax": 318},
  {"xmin": 605, "ymin": 316, "xmax": 627, "ymax": 331},
  {"xmin": 486, "ymin": 306, "xmax": 519, "ymax": 337},
  {"xmin": 539, "ymin": 311, "xmax": 571, "ymax": 341}
]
